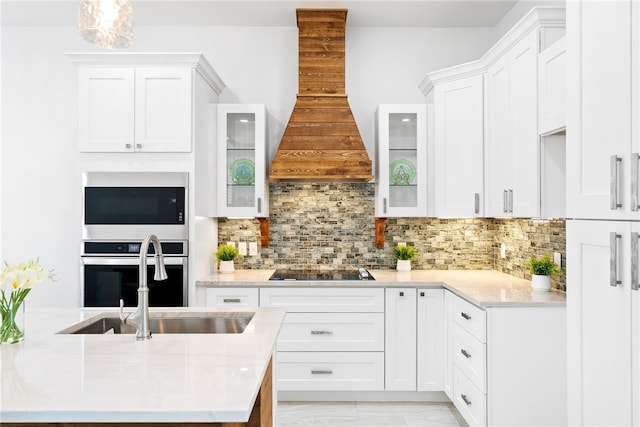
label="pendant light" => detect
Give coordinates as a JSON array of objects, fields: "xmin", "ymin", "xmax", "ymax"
[{"xmin": 78, "ymin": 0, "xmax": 134, "ymax": 49}]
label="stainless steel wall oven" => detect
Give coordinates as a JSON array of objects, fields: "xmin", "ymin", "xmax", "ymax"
[
  {"xmin": 81, "ymin": 172, "xmax": 189, "ymax": 307},
  {"xmin": 81, "ymin": 240, "xmax": 187, "ymax": 307}
]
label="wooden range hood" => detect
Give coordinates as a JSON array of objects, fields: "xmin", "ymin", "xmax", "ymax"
[{"xmin": 270, "ymin": 9, "xmax": 373, "ymax": 182}]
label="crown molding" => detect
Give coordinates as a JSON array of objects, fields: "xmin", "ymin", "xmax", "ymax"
[{"xmin": 65, "ymin": 52, "xmax": 226, "ymax": 95}]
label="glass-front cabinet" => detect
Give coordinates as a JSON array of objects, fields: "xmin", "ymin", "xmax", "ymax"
[
  {"xmin": 216, "ymin": 104, "xmax": 268, "ymax": 218},
  {"xmin": 375, "ymin": 104, "xmax": 428, "ymax": 217}
]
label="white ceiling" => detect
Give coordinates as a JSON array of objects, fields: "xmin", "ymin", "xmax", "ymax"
[{"xmin": 1, "ymin": 0, "xmax": 520, "ymax": 27}]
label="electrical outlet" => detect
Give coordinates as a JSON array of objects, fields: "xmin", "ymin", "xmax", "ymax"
[
  {"xmin": 554, "ymin": 252, "xmax": 562, "ymax": 267},
  {"xmin": 500, "ymin": 243, "xmax": 506, "ymax": 259},
  {"xmin": 249, "ymin": 242, "xmax": 258, "ymax": 256},
  {"xmin": 238, "ymin": 242, "xmax": 247, "ymax": 256},
  {"xmin": 226, "ymin": 241, "xmax": 236, "ymax": 248}
]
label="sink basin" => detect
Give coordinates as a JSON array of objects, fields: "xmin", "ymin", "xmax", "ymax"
[{"xmin": 58, "ymin": 312, "xmax": 255, "ymax": 335}]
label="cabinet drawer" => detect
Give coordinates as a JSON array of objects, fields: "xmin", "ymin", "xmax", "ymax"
[
  {"xmin": 453, "ymin": 366, "xmax": 487, "ymax": 427},
  {"xmin": 277, "ymin": 352, "xmax": 384, "ymax": 391},
  {"xmin": 452, "ymin": 324, "xmax": 486, "ymax": 392},
  {"xmin": 277, "ymin": 312, "xmax": 384, "ymax": 352},
  {"xmin": 260, "ymin": 288, "xmax": 384, "ymax": 312},
  {"xmin": 451, "ymin": 294, "xmax": 486, "ymax": 342},
  {"xmin": 206, "ymin": 288, "xmax": 259, "ymax": 307}
]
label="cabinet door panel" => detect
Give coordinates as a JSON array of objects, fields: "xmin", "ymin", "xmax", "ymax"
[
  {"xmin": 417, "ymin": 288, "xmax": 445, "ymax": 391},
  {"xmin": 567, "ymin": 220, "xmax": 633, "ymax": 426},
  {"xmin": 78, "ymin": 68, "xmax": 135, "ymax": 152},
  {"xmin": 375, "ymin": 105, "xmax": 428, "ymax": 217},
  {"xmin": 434, "ymin": 75, "xmax": 484, "ymax": 217},
  {"xmin": 385, "ymin": 288, "xmax": 417, "ymax": 390},
  {"xmin": 510, "ymin": 31, "xmax": 539, "ymax": 217},
  {"xmin": 486, "ymin": 56, "xmax": 511, "ymax": 217},
  {"xmin": 567, "ymin": 0, "xmax": 632, "ymax": 219},
  {"xmin": 134, "ymin": 68, "xmax": 192, "ymax": 152}
]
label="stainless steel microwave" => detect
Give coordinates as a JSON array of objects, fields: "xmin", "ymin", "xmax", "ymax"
[{"xmin": 82, "ymin": 172, "xmax": 188, "ymax": 240}]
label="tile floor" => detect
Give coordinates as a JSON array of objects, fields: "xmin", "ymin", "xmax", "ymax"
[{"xmin": 278, "ymin": 401, "xmax": 468, "ymax": 427}]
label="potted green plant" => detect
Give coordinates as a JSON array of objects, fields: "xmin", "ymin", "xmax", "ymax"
[
  {"xmin": 393, "ymin": 245, "xmax": 418, "ymax": 272},
  {"xmin": 215, "ymin": 244, "xmax": 240, "ymax": 274},
  {"xmin": 526, "ymin": 253, "xmax": 560, "ymax": 292}
]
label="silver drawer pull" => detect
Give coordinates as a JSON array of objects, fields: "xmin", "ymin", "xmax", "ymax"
[
  {"xmin": 311, "ymin": 330, "xmax": 333, "ymax": 335},
  {"xmin": 610, "ymin": 232, "xmax": 622, "ymax": 287},
  {"xmin": 311, "ymin": 370, "xmax": 333, "ymax": 375},
  {"xmin": 460, "ymin": 312, "xmax": 471, "ymax": 320},
  {"xmin": 223, "ymin": 298, "xmax": 241, "ymax": 303},
  {"xmin": 461, "ymin": 394, "xmax": 472, "ymax": 406},
  {"xmin": 633, "ymin": 232, "xmax": 640, "ymax": 291},
  {"xmin": 611, "ymin": 155, "xmax": 623, "ymax": 210},
  {"xmin": 460, "ymin": 349, "xmax": 471, "ymax": 359}
]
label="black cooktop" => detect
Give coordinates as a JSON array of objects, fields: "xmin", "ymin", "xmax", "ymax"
[{"xmin": 269, "ymin": 268, "xmax": 375, "ymax": 281}]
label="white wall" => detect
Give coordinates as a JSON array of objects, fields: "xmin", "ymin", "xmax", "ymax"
[{"xmin": 1, "ymin": 23, "xmax": 495, "ymax": 307}]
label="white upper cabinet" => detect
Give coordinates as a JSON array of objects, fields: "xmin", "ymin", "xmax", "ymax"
[
  {"xmin": 486, "ymin": 30, "xmax": 540, "ymax": 217},
  {"xmin": 215, "ymin": 104, "xmax": 268, "ymax": 218},
  {"xmin": 421, "ymin": 7, "xmax": 565, "ymax": 219},
  {"xmin": 567, "ymin": 0, "xmax": 636, "ymax": 220},
  {"xmin": 375, "ymin": 104, "xmax": 429, "ymax": 217},
  {"xmin": 69, "ymin": 53, "xmax": 225, "ymax": 154},
  {"xmin": 538, "ymin": 36, "xmax": 566, "ymax": 135},
  {"xmin": 432, "ymin": 71, "xmax": 485, "ymax": 217}
]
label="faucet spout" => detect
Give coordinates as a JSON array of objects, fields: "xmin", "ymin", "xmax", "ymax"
[{"xmin": 131, "ymin": 233, "xmax": 168, "ymax": 341}]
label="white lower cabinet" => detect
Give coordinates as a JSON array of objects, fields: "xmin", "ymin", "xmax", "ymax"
[
  {"xmin": 385, "ymin": 288, "xmax": 445, "ymax": 392},
  {"xmin": 260, "ymin": 287, "xmax": 385, "ymax": 392},
  {"xmin": 445, "ymin": 290, "xmax": 566, "ymax": 426}
]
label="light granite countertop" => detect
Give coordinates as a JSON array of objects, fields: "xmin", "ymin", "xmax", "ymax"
[
  {"xmin": 196, "ymin": 269, "xmax": 566, "ymax": 308},
  {"xmin": 0, "ymin": 306, "xmax": 286, "ymax": 424}
]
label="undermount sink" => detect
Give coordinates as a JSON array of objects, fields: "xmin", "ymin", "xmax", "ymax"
[{"xmin": 58, "ymin": 312, "xmax": 255, "ymax": 335}]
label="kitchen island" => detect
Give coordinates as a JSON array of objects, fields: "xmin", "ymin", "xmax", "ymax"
[{"xmin": 0, "ymin": 307, "xmax": 286, "ymax": 426}]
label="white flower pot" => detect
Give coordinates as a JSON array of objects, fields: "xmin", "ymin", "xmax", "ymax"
[
  {"xmin": 396, "ymin": 259, "xmax": 411, "ymax": 272},
  {"xmin": 531, "ymin": 274, "xmax": 551, "ymax": 292},
  {"xmin": 219, "ymin": 260, "xmax": 235, "ymax": 274}
]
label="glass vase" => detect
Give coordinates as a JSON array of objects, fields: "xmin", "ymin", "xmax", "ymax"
[{"xmin": 0, "ymin": 289, "xmax": 28, "ymax": 344}]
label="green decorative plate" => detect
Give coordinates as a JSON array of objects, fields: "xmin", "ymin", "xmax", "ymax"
[
  {"xmin": 389, "ymin": 159, "xmax": 416, "ymax": 186},
  {"xmin": 230, "ymin": 158, "xmax": 255, "ymax": 185}
]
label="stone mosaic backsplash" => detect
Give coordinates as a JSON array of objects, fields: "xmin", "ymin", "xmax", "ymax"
[{"xmin": 217, "ymin": 183, "xmax": 566, "ymax": 291}]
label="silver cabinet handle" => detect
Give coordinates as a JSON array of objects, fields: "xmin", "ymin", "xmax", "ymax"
[
  {"xmin": 310, "ymin": 330, "xmax": 333, "ymax": 335},
  {"xmin": 632, "ymin": 232, "xmax": 640, "ymax": 291},
  {"xmin": 611, "ymin": 155, "xmax": 623, "ymax": 210},
  {"xmin": 311, "ymin": 370, "xmax": 333, "ymax": 375},
  {"xmin": 383, "ymin": 197, "xmax": 387, "ymax": 214},
  {"xmin": 125, "ymin": 143, "xmax": 131, "ymax": 149},
  {"xmin": 136, "ymin": 143, "xmax": 142, "ymax": 149},
  {"xmin": 632, "ymin": 153, "xmax": 640, "ymax": 211},
  {"xmin": 503, "ymin": 190, "xmax": 508, "ymax": 213},
  {"xmin": 257, "ymin": 197, "xmax": 262, "ymax": 213},
  {"xmin": 610, "ymin": 232, "xmax": 622, "ymax": 287},
  {"xmin": 460, "ymin": 312, "xmax": 471, "ymax": 320},
  {"xmin": 508, "ymin": 189, "xmax": 514, "ymax": 213},
  {"xmin": 460, "ymin": 349, "xmax": 471, "ymax": 359},
  {"xmin": 461, "ymin": 394, "xmax": 472, "ymax": 406},
  {"xmin": 474, "ymin": 193, "xmax": 480, "ymax": 214},
  {"xmin": 223, "ymin": 298, "xmax": 241, "ymax": 303}
]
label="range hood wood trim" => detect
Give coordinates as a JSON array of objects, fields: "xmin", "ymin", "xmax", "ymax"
[{"xmin": 270, "ymin": 8, "xmax": 373, "ymax": 183}]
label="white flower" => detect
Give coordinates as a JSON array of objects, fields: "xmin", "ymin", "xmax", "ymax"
[{"xmin": 0, "ymin": 259, "xmax": 54, "ymax": 292}]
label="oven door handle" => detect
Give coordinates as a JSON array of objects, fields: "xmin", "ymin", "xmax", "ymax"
[{"xmin": 81, "ymin": 257, "xmax": 186, "ymax": 266}]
